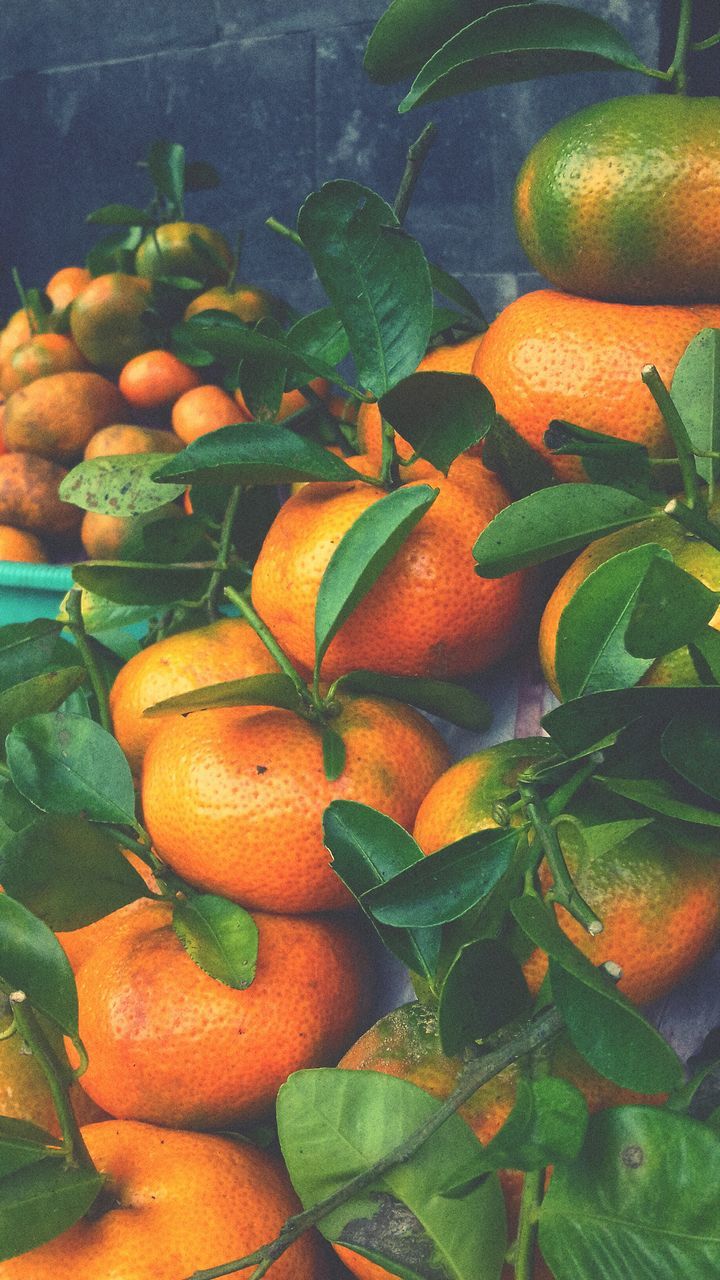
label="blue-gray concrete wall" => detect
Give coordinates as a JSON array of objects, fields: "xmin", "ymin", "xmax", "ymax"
[{"xmin": 0, "ymin": 1, "xmax": 715, "ymax": 322}]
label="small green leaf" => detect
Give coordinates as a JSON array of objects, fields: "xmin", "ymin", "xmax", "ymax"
[
  {"xmin": 438, "ymin": 938, "xmax": 531, "ymax": 1054},
  {"xmin": 364, "ymin": 826, "xmax": 519, "ymax": 927},
  {"xmin": 542, "ymin": 686, "xmax": 720, "ymax": 759},
  {"xmin": 297, "ymin": 180, "xmax": 433, "ymax": 397},
  {"xmin": 86, "ymin": 227, "xmax": 142, "ymax": 276},
  {"xmin": 154, "ymin": 421, "xmax": 365, "ymax": 487},
  {"xmin": 0, "ymin": 620, "xmax": 72, "ymax": 696},
  {"xmin": 173, "ymin": 311, "xmax": 349, "ymax": 389},
  {"xmin": 143, "ymin": 673, "xmax": 304, "ymax": 718},
  {"xmin": 473, "ymin": 485, "xmax": 655, "ymax": 578},
  {"xmin": 0, "ymin": 1122, "xmax": 60, "ymax": 1179},
  {"xmin": 0, "ymin": 1158, "xmax": 102, "ymax": 1262},
  {"xmin": 539, "ymin": 1108, "xmax": 720, "ymax": 1280},
  {"xmin": 0, "ymin": 668, "xmax": 86, "ymax": 745},
  {"xmin": 338, "ymin": 670, "xmax": 491, "ymax": 731},
  {"xmin": 399, "ymin": 4, "xmax": 648, "ymax": 112},
  {"xmin": 545, "ymin": 420, "xmax": 652, "ymax": 496},
  {"xmin": 555, "ymin": 545, "xmax": 669, "ymax": 700},
  {"xmin": 0, "ymin": 895, "xmax": 79, "ymax": 1039},
  {"xmin": 172, "ymin": 895, "xmax": 258, "ymax": 989},
  {"xmin": 147, "ymin": 140, "xmax": 185, "ymax": 214},
  {"xmin": 285, "ymin": 307, "xmax": 350, "ymax": 388},
  {"xmin": 322, "ymin": 725, "xmax": 347, "ymax": 781},
  {"xmin": 6, "ymin": 712, "xmax": 136, "ymax": 825},
  {"xmin": 662, "ymin": 711, "xmax": 720, "ymax": 802},
  {"xmin": 59, "ymin": 454, "xmax": 185, "ymax": 517},
  {"xmin": 599, "ymin": 768, "xmax": 720, "ymax": 829},
  {"xmin": 236, "ymin": 317, "xmax": 287, "ymax": 421},
  {"xmin": 482, "ymin": 415, "xmax": 555, "ymax": 499},
  {"xmin": 72, "ymin": 560, "xmax": 217, "ymax": 607},
  {"xmin": 671, "ymin": 328, "xmax": 720, "ymax": 487},
  {"xmin": 625, "ymin": 557, "xmax": 720, "ymax": 659},
  {"xmin": 314, "ymin": 485, "xmax": 438, "ymax": 676},
  {"xmin": 379, "ymin": 372, "xmax": 495, "ymax": 472},
  {"xmin": 689, "ymin": 628, "xmax": 720, "ymax": 684},
  {"xmin": 86, "ymin": 203, "xmax": 154, "ymax": 227},
  {"xmin": 0, "ymin": 815, "xmax": 148, "ymax": 930}
]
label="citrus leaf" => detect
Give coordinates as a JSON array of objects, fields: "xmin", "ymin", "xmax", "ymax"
[
  {"xmin": 0, "ymin": 814, "xmax": 148, "ymax": 930},
  {"xmin": 322, "ymin": 725, "xmax": 347, "ymax": 782},
  {"xmin": 172, "ymin": 311, "xmax": 353, "ymax": 390},
  {"xmin": 278, "ymin": 1068, "xmax": 507, "ymax": 1279},
  {"xmin": 0, "ymin": 894, "xmax": 79, "ymax": 1038},
  {"xmin": 143, "ymin": 673, "xmax": 304, "ymax": 717},
  {"xmin": 689, "ymin": 628, "xmax": 720, "ymax": 685},
  {"xmin": 0, "ymin": 620, "xmax": 71, "ymax": 696},
  {"xmin": 285, "ymin": 307, "xmax": 350, "ymax": 389},
  {"xmin": 473, "ymin": 485, "xmax": 655, "ymax": 577},
  {"xmin": 172, "ymin": 895, "xmax": 258, "ymax": 989},
  {"xmin": 364, "ymin": 0, "xmax": 537, "ymax": 85},
  {"xmin": 0, "ymin": 667, "xmax": 86, "ymax": 745},
  {"xmin": 6, "ymin": 712, "xmax": 136, "ymax": 825},
  {"xmin": 147, "ymin": 140, "xmax": 185, "ymax": 214},
  {"xmin": 544, "ymin": 420, "xmax": 652, "ymax": 496},
  {"xmin": 86, "ymin": 202, "xmax": 154, "ymax": 227},
  {"xmin": 539, "ymin": 1108, "xmax": 720, "ymax": 1280},
  {"xmin": 671, "ymin": 328, "xmax": 720, "ymax": 487},
  {"xmin": 428, "ymin": 263, "xmax": 487, "ymax": 324},
  {"xmin": 0, "ymin": 1158, "xmax": 102, "ymax": 1262},
  {"xmin": 625, "ymin": 557, "xmax": 720, "ymax": 659},
  {"xmin": 481, "ymin": 415, "xmax": 555, "ymax": 499},
  {"xmin": 598, "ymin": 770, "xmax": 720, "ymax": 829},
  {"xmin": 235, "ymin": 317, "xmax": 287, "ymax": 421},
  {"xmin": 542, "ymin": 686, "xmax": 720, "ymax": 759},
  {"xmin": 555, "ymin": 545, "xmax": 668, "ymax": 700},
  {"xmin": 337, "ymin": 670, "xmax": 491, "ymax": 731},
  {"xmin": 297, "ymin": 180, "xmax": 433, "ymax": 397},
  {"xmin": 438, "ymin": 938, "xmax": 532, "ymax": 1054},
  {"xmin": 314, "ymin": 485, "xmax": 438, "ymax": 677},
  {"xmin": 86, "ymin": 227, "xmax": 142, "ymax": 276},
  {"xmin": 72, "ymin": 560, "xmax": 216, "ymax": 606},
  {"xmin": 0, "ymin": 1123, "xmax": 60, "ymax": 1179},
  {"xmin": 59, "ymin": 454, "xmax": 185, "ymax": 517},
  {"xmin": 399, "ymin": 4, "xmax": 648, "ymax": 111},
  {"xmin": 662, "ymin": 711, "xmax": 720, "ymax": 803},
  {"xmin": 153, "ymin": 421, "xmax": 365, "ymax": 486},
  {"xmin": 379, "ymin": 372, "xmax": 495, "ymax": 472},
  {"xmin": 364, "ymin": 826, "xmax": 519, "ymax": 927}
]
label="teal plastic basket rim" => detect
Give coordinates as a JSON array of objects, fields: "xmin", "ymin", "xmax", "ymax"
[{"xmin": 0, "ymin": 563, "xmax": 74, "ymax": 593}]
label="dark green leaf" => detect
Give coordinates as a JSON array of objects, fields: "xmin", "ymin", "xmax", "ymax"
[
  {"xmin": 379, "ymin": 372, "xmax": 495, "ymax": 472},
  {"xmin": 671, "ymin": 328, "xmax": 720, "ymax": 486},
  {"xmin": 0, "ymin": 894, "xmax": 79, "ymax": 1038},
  {"xmin": 510, "ymin": 895, "xmax": 682, "ymax": 1094},
  {"xmin": 147, "ymin": 140, "xmax": 185, "ymax": 214},
  {"xmin": 315, "ymin": 485, "xmax": 438, "ymax": 676},
  {"xmin": 285, "ymin": 307, "xmax": 351, "ymax": 389},
  {"xmin": 0, "ymin": 1159, "xmax": 102, "ymax": 1262},
  {"xmin": 365, "ymin": 826, "xmax": 519, "ymax": 926},
  {"xmin": 399, "ymin": 4, "xmax": 648, "ymax": 112},
  {"xmin": 542, "ymin": 686, "xmax": 720, "ymax": 758},
  {"xmin": 545, "ymin": 420, "xmax": 652, "ymax": 496},
  {"xmin": 322, "ymin": 725, "xmax": 347, "ymax": 781},
  {"xmin": 323, "ymin": 801, "xmax": 441, "ymax": 981},
  {"xmin": 144, "ymin": 672, "xmax": 304, "ymax": 718},
  {"xmin": 482, "ymin": 415, "xmax": 555, "ymax": 499},
  {"xmin": 438, "ymin": 938, "xmax": 531, "ymax": 1054},
  {"xmin": 72, "ymin": 560, "xmax": 215, "ymax": 606},
  {"xmin": 338, "ymin": 670, "xmax": 491, "ymax": 730},
  {"xmin": 86, "ymin": 226, "xmax": 142, "ymax": 276},
  {"xmin": 0, "ymin": 815, "xmax": 147, "ymax": 930},
  {"xmin": 539, "ymin": 1108, "xmax": 720, "ymax": 1279},
  {"xmin": 154, "ymin": 421, "xmax": 366, "ymax": 487},
  {"xmin": 0, "ymin": 668, "xmax": 86, "ymax": 745},
  {"xmin": 428, "ymin": 263, "xmax": 487, "ymax": 324},
  {"xmin": 119, "ymin": 512, "xmax": 211, "ymax": 566},
  {"xmin": 473, "ymin": 485, "xmax": 655, "ymax": 578},
  {"xmin": 6, "ymin": 712, "xmax": 136, "ymax": 825},
  {"xmin": 278, "ymin": 1068, "xmax": 507, "ymax": 1278},
  {"xmin": 59, "ymin": 454, "xmax": 185, "ymax": 517},
  {"xmin": 555, "ymin": 545, "xmax": 668, "ymax": 700},
  {"xmin": 365, "ymin": 0, "xmax": 536, "ymax": 84},
  {"xmin": 662, "ymin": 711, "xmax": 720, "ymax": 802},
  {"xmin": 297, "ymin": 180, "xmax": 433, "ymax": 396},
  {"xmin": 689, "ymin": 628, "xmax": 720, "ymax": 684},
  {"xmin": 625, "ymin": 557, "xmax": 720, "ymax": 659},
  {"xmin": 0, "ymin": 1122, "xmax": 59, "ymax": 1179},
  {"xmin": 599, "ymin": 768, "xmax": 720, "ymax": 829},
  {"xmin": 173, "ymin": 311, "xmax": 350, "ymax": 389},
  {"xmin": 172, "ymin": 895, "xmax": 258, "ymax": 989},
  {"xmin": 0, "ymin": 620, "xmax": 72, "ymax": 696},
  {"xmin": 86, "ymin": 203, "xmax": 154, "ymax": 227},
  {"xmin": 236, "ymin": 317, "xmax": 287, "ymax": 421}
]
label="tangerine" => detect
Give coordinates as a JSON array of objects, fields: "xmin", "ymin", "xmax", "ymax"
[
  {"xmin": 118, "ymin": 348, "xmax": 202, "ymax": 411},
  {"xmin": 0, "ymin": 525, "xmax": 47, "ymax": 563},
  {"xmin": 70, "ymin": 273, "xmax": 154, "ymax": 371},
  {"xmin": 0, "ymin": 334, "xmax": 89, "ymax": 397},
  {"xmin": 83, "ymin": 423, "xmax": 181, "ymax": 461},
  {"xmin": 44, "ymin": 266, "xmax": 92, "ymax": 313},
  {"xmin": 3, "ymin": 370, "xmax": 128, "ymax": 463},
  {"xmin": 184, "ymin": 282, "xmax": 288, "ymax": 325},
  {"xmin": 172, "ymin": 383, "xmax": 247, "ymax": 444},
  {"xmin": 135, "ymin": 221, "xmax": 234, "ymax": 285},
  {"xmin": 0, "ymin": 453, "xmax": 81, "ymax": 539}
]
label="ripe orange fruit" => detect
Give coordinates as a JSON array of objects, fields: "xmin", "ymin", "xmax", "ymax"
[
  {"xmin": 336, "ymin": 1002, "xmax": 663, "ymax": 1280},
  {"xmin": 1, "ymin": 1118, "xmax": 331, "ymax": 1278},
  {"xmin": 118, "ymin": 348, "xmax": 202, "ymax": 412},
  {"xmin": 0, "ymin": 333, "xmax": 89, "ymax": 397},
  {"xmin": 44, "ymin": 265, "xmax": 92, "ymax": 312},
  {"xmin": 538, "ymin": 507, "xmax": 720, "ymax": 695},
  {"xmin": 83, "ymin": 423, "xmax": 181, "ymax": 461},
  {"xmin": 79, "ymin": 506, "xmax": 179, "ymax": 560},
  {"xmin": 234, "ymin": 377, "xmax": 330, "ymax": 423},
  {"xmin": 171, "ymin": 382, "xmax": 246, "ymax": 444},
  {"xmin": 142, "ymin": 694, "xmax": 450, "ymax": 912},
  {"xmin": 0, "ymin": 453, "xmax": 81, "ymax": 539},
  {"xmin": 184, "ymin": 282, "xmax": 288, "ymax": 325},
  {"xmin": 0, "ymin": 310, "xmax": 32, "ymax": 364},
  {"xmin": 57, "ymin": 857, "xmax": 161, "ymax": 972},
  {"xmin": 3, "ymin": 370, "xmax": 128, "ymax": 463},
  {"xmin": 473, "ymin": 289, "xmax": 720, "ymax": 482},
  {"xmin": 135, "ymin": 221, "xmax": 234, "ymax": 285},
  {"xmin": 0, "ymin": 1003, "xmax": 104, "ymax": 1136},
  {"xmin": 0, "ymin": 524, "xmax": 47, "ymax": 562},
  {"xmin": 515, "ymin": 95, "xmax": 720, "ymax": 303},
  {"xmin": 70, "ymin": 899, "xmax": 371, "ymax": 1127},
  {"xmin": 69, "ymin": 272, "xmax": 154, "ymax": 371},
  {"xmin": 109, "ymin": 617, "xmax": 281, "ymax": 775},
  {"xmin": 251, "ymin": 453, "xmax": 527, "ymax": 681}
]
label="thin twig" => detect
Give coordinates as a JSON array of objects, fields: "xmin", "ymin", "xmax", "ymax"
[
  {"xmin": 65, "ymin": 588, "xmax": 112, "ymax": 733},
  {"xmin": 393, "ymin": 123, "xmax": 437, "ymax": 226}
]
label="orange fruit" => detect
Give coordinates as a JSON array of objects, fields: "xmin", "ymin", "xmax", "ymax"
[
  {"xmin": 184, "ymin": 282, "xmax": 288, "ymax": 325},
  {"xmin": 171, "ymin": 383, "xmax": 247, "ymax": 444},
  {"xmin": 44, "ymin": 265, "xmax": 92, "ymax": 312},
  {"xmin": 0, "ymin": 333, "xmax": 90, "ymax": 397},
  {"xmin": 79, "ymin": 507, "xmax": 178, "ymax": 560},
  {"xmin": 515, "ymin": 95, "xmax": 720, "ymax": 303},
  {"xmin": 0, "ymin": 453, "xmax": 81, "ymax": 539},
  {"xmin": 135, "ymin": 221, "xmax": 234, "ymax": 285},
  {"xmin": 0, "ymin": 524, "xmax": 47, "ymax": 562},
  {"xmin": 69, "ymin": 273, "xmax": 155, "ymax": 371},
  {"xmin": 234, "ymin": 377, "xmax": 330, "ymax": 423},
  {"xmin": 0, "ymin": 1002, "xmax": 104, "ymax": 1137},
  {"xmin": 70, "ymin": 899, "xmax": 371, "ymax": 1127},
  {"xmin": 251, "ymin": 453, "xmax": 528, "ymax": 681},
  {"xmin": 538, "ymin": 506, "xmax": 720, "ymax": 695},
  {"xmin": 473, "ymin": 289, "xmax": 720, "ymax": 482},
  {"xmin": 3, "ymin": 370, "xmax": 128, "ymax": 463},
  {"xmin": 142, "ymin": 693, "xmax": 450, "ymax": 912},
  {"xmin": 335, "ymin": 1002, "xmax": 663, "ymax": 1280},
  {"xmin": 83, "ymin": 423, "xmax": 181, "ymax": 461},
  {"xmin": 1, "ymin": 1118, "xmax": 331, "ymax": 1278},
  {"xmin": 118, "ymin": 348, "xmax": 202, "ymax": 412},
  {"xmin": 109, "ymin": 616, "xmax": 281, "ymax": 775},
  {"xmin": 0, "ymin": 310, "xmax": 32, "ymax": 364}
]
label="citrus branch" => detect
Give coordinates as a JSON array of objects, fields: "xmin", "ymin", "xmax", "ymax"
[
  {"xmin": 205, "ymin": 485, "xmax": 242, "ymax": 621},
  {"xmin": 667, "ymin": 0, "xmax": 694, "ymax": 93},
  {"xmin": 393, "ymin": 122, "xmax": 437, "ymax": 226},
  {"xmin": 184, "ymin": 1006, "xmax": 565, "ymax": 1280},
  {"xmin": 65, "ymin": 588, "xmax": 112, "ymax": 733},
  {"xmin": 518, "ymin": 782, "xmax": 602, "ymax": 936},
  {"xmin": 224, "ymin": 586, "xmax": 317, "ymax": 717},
  {"xmin": 664, "ymin": 497, "xmax": 720, "ymax": 552}
]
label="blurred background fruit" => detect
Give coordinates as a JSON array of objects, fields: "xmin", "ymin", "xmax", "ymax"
[
  {"xmin": 0, "ymin": 452, "xmax": 81, "ymax": 540},
  {"xmin": 3, "ymin": 370, "xmax": 128, "ymax": 463},
  {"xmin": 135, "ymin": 221, "xmax": 234, "ymax": 284},
  {"xmin": 69, "ymin": 272, "xmax": 155, "ymax": 371}
]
